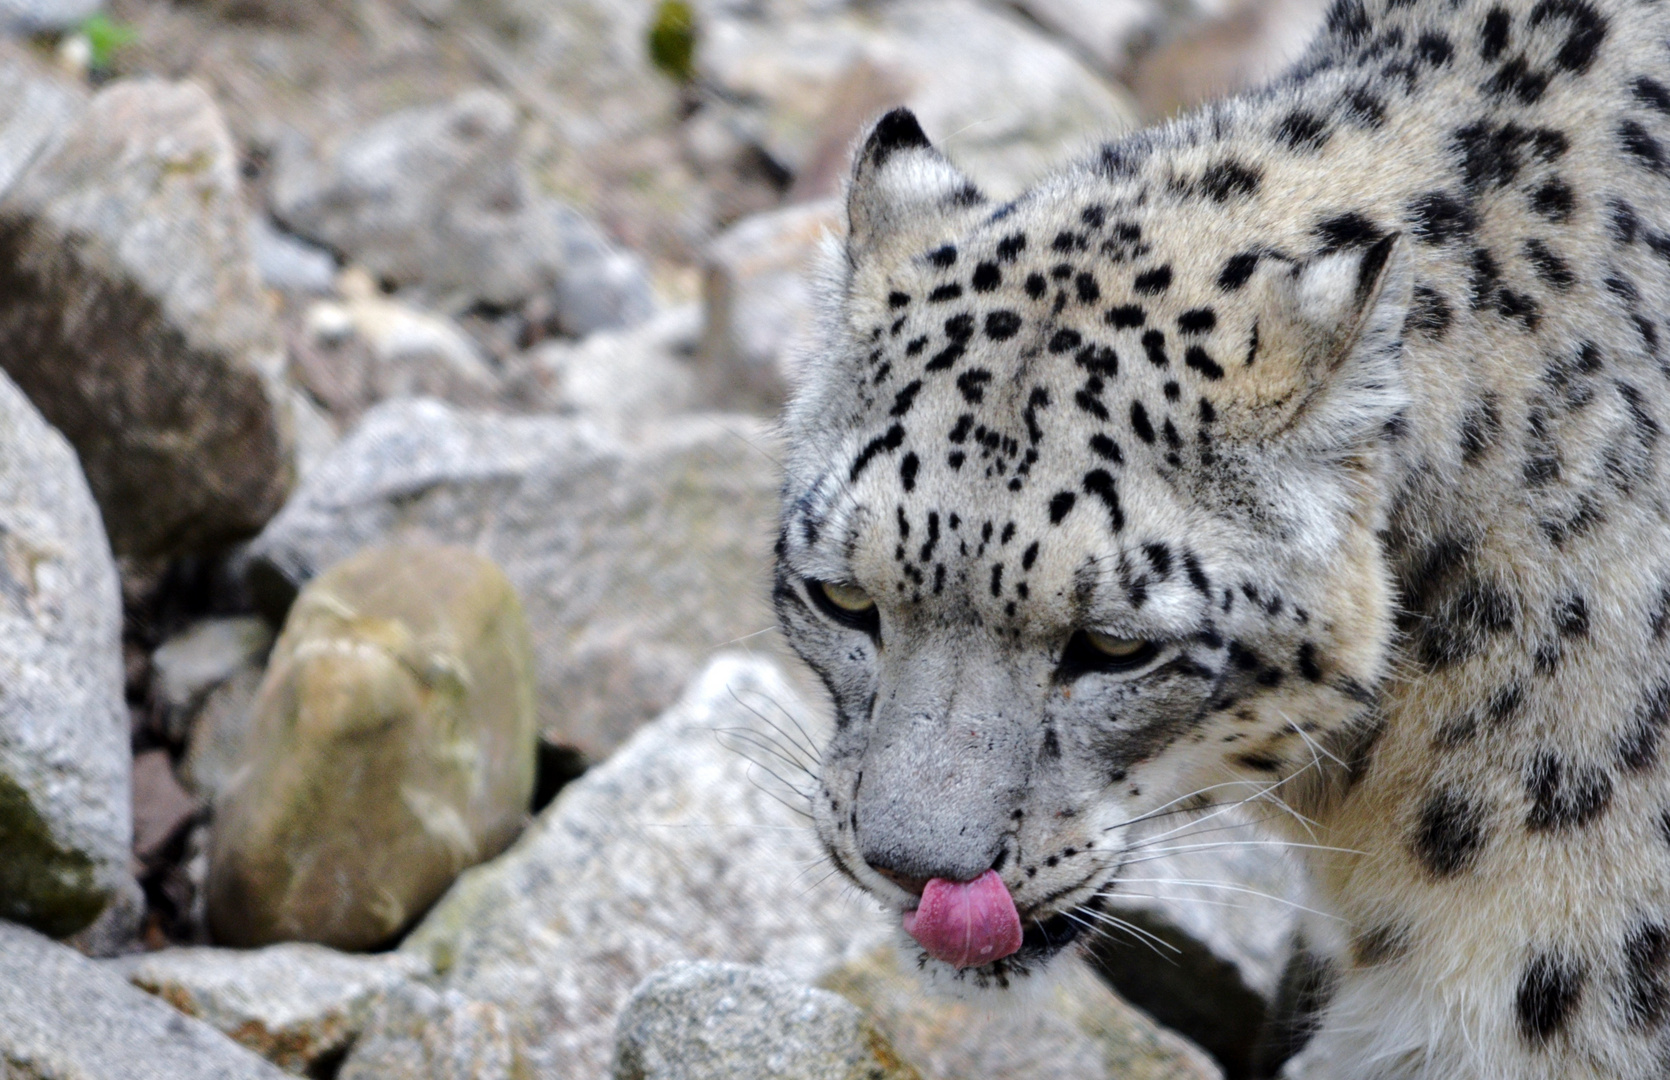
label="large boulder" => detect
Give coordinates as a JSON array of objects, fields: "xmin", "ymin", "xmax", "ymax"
[
  {"xmin": 0, "ymin": 0, "xmax": 101, "ymax": 33},
  {"xmin": 0, "ymin": 921, "xmax": 291, "ymax": 1080},
  {"xmin": 0, "ymin": 367, "xmax": 129, "ymax": 941},
  {"xmin": 340, "ymin": 655, "xmax": 892, "ymax": 1080},
  {"xmin": 0, "ymin": 78, "xmax": 295, "ymax": 561},
  {"xmin": 244, "ymin": 399, "xmax": 786, "ymax": 760},
  {"xmin": 822, "ymin": 946, "xmax": 1221, "ymax": 1080},
  {"xmin": 0, "ymin": 41, "xmax": 85, "ymax": 199},
  {"xmin": 612, "ymin": 961, "xmax": 920, "ymax": 1080},
  {"xmin": 206, "ymin": 545, "xmax": 537, "ymax": 950},
  {"xmin": 270, "ymin": 89, "xmax": 654, "ymax": 331},
  {"xmin": 114, "ymin": 942, "xmax": 425, "ymax": 1074}
]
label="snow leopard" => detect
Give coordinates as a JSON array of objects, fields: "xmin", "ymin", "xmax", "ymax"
[{"xmin": 773, "ymin": 0, "xmax": 1670, "ymax": 1076}]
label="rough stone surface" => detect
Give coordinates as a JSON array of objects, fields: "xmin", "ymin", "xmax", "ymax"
[
  {"xmin": 0, "ymin": 78, "xmax": 295, "ymax": 560},
  {"xmin": 244, "ymin": 399, "xmax": 787, "ymax": 759},
  {"xmin": 823, "ymin": 947, "xmax": 1222, "ymax": 1080},
  {"xmin": 700, "ymin": 0, "xmax": 1138, "ymax": 198},
  {"xmin": 150, "ymin": 617, "xmax": 274, "ymax": 744},
  {"xmin": 507, "ymin": 303, "xmax": 703, "ymax": 432},
  {"xmin": 1014, "ymin": 0, "xmax": 1168, "ymax": 73},
  {"xmin": 337, "ymin": 983, "xmax": 519, "ymax": 1080},
  {"xmin": 179, "ymin": 662, "xmax": 267, "ymax": 801},
  {"xmin": 340, "ymin": 656, "xmax": 890, "ymax": 1080},
  {"xmin": 612, "ymin": 961, "xmax": 919, "ymax": 1080},
  {"xmin": 0, "ymin": 0, "xmax": 100, "ymax": 33},
  {"xmin": 0, "ymin": 367, "xmax": 129, "ymax": 941},
  {"xmin": 249, "ymin": 217, "xmax": 336, "ymax": 295},
  {"xmin": 131, "ymin": 749, "xmax": 200, "ymax": 865},
  {"xmin": 1089, "ymin": 819, "xmax": 1302, "ymax": 1076},
  {"xmin": 0, "ymin": 921, "xmax": 290, "ymax": 1080},
  {"xmin": 0, "ymin": 42, "xmax": 85, "ymax": 200},
  {"xmin": 293, "ymin": 270, "xmax": 502, "ymax": 417},
  {"xmin": 114, "ymin": 942, "xmax": 425, "ymax": 1074},
  {"xmin": 207, "ymin": 544, "xmax": 537, "ymax": 950},
  {"xmin": 698, "ymin": 199, "xmax": 839, "ymax": 413},
  {"xmin": 270, "ymin": 89, "xmax": 654, "ymax": 330}
]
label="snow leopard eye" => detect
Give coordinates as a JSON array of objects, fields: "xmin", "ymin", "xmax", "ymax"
[
  {"xmin": 1058, "ymin": 630, "xmax": 1159, "ymax": 678},
  {"xmin": 807, "ymin": 579, "xmax": 881, "ymax": 635}
]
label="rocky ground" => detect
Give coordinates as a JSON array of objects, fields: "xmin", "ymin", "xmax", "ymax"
[{"xmin": 0, "ymin": 0, "xmax": 1333, "ymax": 1076}]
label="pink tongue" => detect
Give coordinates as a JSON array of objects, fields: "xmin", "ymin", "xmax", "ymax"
[{"xmin": 900, "ymin": 869, "xmax": 1023, "ymax": 969}]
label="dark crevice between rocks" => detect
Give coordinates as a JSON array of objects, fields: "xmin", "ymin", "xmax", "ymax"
[
  {"xmin": 1086, "ymin": 908, "xmax": 1272, "ymax": 1080},
  {"xmin": 533, "ymin": 740, "xmax": 588, "ymax": 814}
]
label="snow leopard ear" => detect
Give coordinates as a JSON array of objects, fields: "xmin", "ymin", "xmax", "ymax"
[
  {"xmin": 845, "ymin": 108, "xmax": 985, "ymax": 266},
  {"xmin": 1224, "ymin": 232, "xmax": 1413, "ymax": 455}
]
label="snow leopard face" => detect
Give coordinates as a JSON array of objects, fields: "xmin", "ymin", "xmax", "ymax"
[{"xmin": 775, "ymin": 109, "xmax": 1406, "ymax": 984}]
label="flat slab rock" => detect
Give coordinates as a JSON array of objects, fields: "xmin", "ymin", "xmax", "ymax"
[
  {"xmin": 0, "ymin": 76, "xmax": 293, "ymax": 560},
  {"xmin": 342, "ymin": 655, "xmax": 893, "ymax": 1080},
  {"xmin": 244, "ymin": 399, "xmax": 789, "ymax": 760},
  {"xmin": 112, "ymin": 943, "xmax": 425, "ymax": 1074},
  {"xmin": 612, "ymin": 961, "xmax": 919, "ymax": 1080},
  {"xmin": 0, "ymin": 921, "xmax": 290, "ymax": 1080},
  {"xmin": 0, "ymin": 366, "xmax": 129, "ymax": 941}
]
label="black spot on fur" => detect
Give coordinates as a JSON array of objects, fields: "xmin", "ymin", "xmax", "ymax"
[
  {"xmin": 1480, "ymin": 7, "xmax": 1511, "ymax": 61},
  {"xmin": 1218, "ymin": 252, "xmax": 1260, "ymax": 291},
  {"xmin": 1316, "ymin": 212, "xmax": 1385, "ymax": 252},
  {"xmin": 1528, "ymin": 0, "xmax": 1607, "ymax": 73},
  {"xmin": 1200, "ymin": 160, "xmax": 1262, "ymax": 202},
  {"xmin": 889, "ymin": 379, "xmax": 924, "ymax": 418},
  {"xmin": 888, "ymin": 291, "xmax": 911, "ymax": 308},
  {"xmin": 1525, "ymin": 752, "xmax": 1613, "ymax": 830},
  {"xmin": 1622, "ymin": 922, "xmax": 1670, "ymax": 1031},
  {"xmin": 1178, "ymin": 308, "xmax": 1217, "ymax": 334},
  {"xmin": 1460, "ymin": 394, "xmax": 1502, "ymax": 463},
  {"xmin": 1048, "ymin": 491, "xmax": 1076, "ymax": 523},
  {"xmin": 1141, "ymin": 329, "xmax": 1169, "ymax": 368},
  {"xmin": 996, "ymin": 233, "xmax": 1027, "ymax": 261},
  {"xmin": 1134, "ymin": 266, "xmax": 1173, "ymax": 294},
  {"xmin": 1554, "ymin": 595, "xmax": 1589, "ymax": 638},
  {"xmin": 1089, "ymin": 433, "xmax": 1122, "ymax": 462},
  {"xmin": 1106, "ymin": 305, "xmax": 1145, "ymax": 328},
  {"xmin": 1025, "ymin": 273, "xmax": 1047, "ymax": 300},
  {"xmin": 1517, "ymin": 952, "xmax": 1586, "ymax": 1042},
  {"xmin": 1621, "ymin": 119, "xmax": 1667, "ymax": 174},
  {"xmin": 1185, "ymin": 346, "xmax": 1225, "ymax": 380},
  {"xmin": 1635, "ymin": 76, "xmax": 1670, "ymax": 116},
  {"xmin": 1531, "ymin": 178, "xmax": 1575, "ymax": 222},
  {"xmin": 928, "ymin": 245, "xmax": 957, "ymax": 268},
  {"xmin": 1408, "ymin": 191, "xmax": 1478, "ymax": 244},
  {"xmin": 1343, "ymin": 85, "xmax": 1387, "ymax": 127},
  {"xmin": 972, "ymin": 261, "xmax": 1001, "ymax": 292},
  {"xmin": 929, "ymin": 283, "xmax": 963, "ymax": 303},
  {"xmin": 1525, "ymin": 239, "xmax": 1576, "ymax": 290},
  {"xmin": 1297, "ymin": 642, "xmax": 1323, "ymax": 682},
  {"xmin": 849, "ymin": 423, "xmax": 905, "ymax": 481},
  {"xmin": 1413, "ymin": 788, "xmax": 1486, "ymax": 876},
  {"xmin": 985, "ymin": 310, "xmax": 1022, "ymax": 341},
  {"xmin": 1076, "ymin": 272, "xmax": 1101, "ymax": 303},
  {"xmin": 1327, "ymin": 0, "xmax": 1370, "ymax": 42},
  {"xmin": 1485, "ymin": 56, "xmax": 1549, "ymax": 105},
  {"xmin": 1082, "ymin": 470, "xmax": 1124, "ymax": 531},
  {"xmin": 956, "ymin": 368, "xmax": 992, "ymax": 404},
  {"xmin": 899, "ymin": 452, "xmax": 919, "ymax": 491},
  {"xmin": 1620, "ymin": 682, "xmax": 1670, "ymax": 771},
  {"xmin": 1276, "ymin": 110, "xmax": 1331, "ymax": 151},
  {"xmin": 1406, "ymin": 284, "xmax": 1453, "ymax": 339},
  {"xmin": 1416, "ymin": 31, "xmax": 1453, "ymax": 66},
  {"xmin": 1130, "ymin": 401, "xmax": 1156, "ymax": 444}
]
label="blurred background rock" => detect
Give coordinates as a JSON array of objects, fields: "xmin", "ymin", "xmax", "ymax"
[{"xmin": 0, "ymin": 0, "xmax": 1331, "ymax": 1076}]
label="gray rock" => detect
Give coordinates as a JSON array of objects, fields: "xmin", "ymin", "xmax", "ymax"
[
  {"xmin": 697, "ymin": 199, "xmax": 839, "ymax": 413},
  {"xmin": 244, "ymin": 399, "xmax": 787, "ymax": 759},
  {"xmin": 699, "ymin": 0, "xmax": 1139, "ymax": 198},
  {"xmin": 130, "ymin": 749, "xmax": 200, "ymax": 865},
  {"xmin": 342, "ymin": 656, "xmax": 891, "ymax": 1080},
  {"xmin": 293, "ymin": 271, "xmax": 502, "ymax": 417},
  {"xmin": 0, "ymin": 78, "xmax": 295, "ymax": 560},
  {"xmin": 612, "ymin": 961, "xmax": 918, "ymax": 1080},
  {"xmin": 0, "ymin": 921, "xmax": 290, "ymax": 1080},
  {"xmin": 337, "ymin": 983, "xmax": 518, "ymax": 1080},
  {"xmin": 822, "ymin": 947, "xmax": 1222, "ymax": 1080},
  {"xmin": 114, "ymin": 943, "xmax": 425, "ymax": 1074},
  {"xmin": 506, "ymin": 303, "xmax": 702, "ymax": 431},
  {"xmin": 249, "ymin": 217, "xmax": 336, "ymax": 295},
  {"xmin": 1089, "ymin": 815, "xmax": 1303, "ymax": 1077},
  {"xmin": 0, "ymin": 41, "xmax": 85, "ymax": 200},
  {"xmin": 0, "ymin": 367, "xmax": 128, "ymax": 941},
  {"xmin": 179, "ymin": 662, "xmax": 266, "ymax": 801},
  {"xmin": 270, "ymin": 90, "xmax": 653, "ymax": 329},
  {"xmin": 150, "ymin": 617, "xmax": 274, "ymax": 744},
  {"xmin": 1013, "ymin": 0, "xmax": 1167, "ymax": 73},
  {"xmin": 207, "ymin": 545, "xmax": 537, "ymax": 951},
  {"xmin": 0, "ymin": 0, "xmax": 101, "ymax": 33}
]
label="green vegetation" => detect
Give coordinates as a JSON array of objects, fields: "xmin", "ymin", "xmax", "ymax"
[
  {"xmin": 646, "ymin": 0, "xmax": 697, "ymax": 85},
  {"xmin": 78, "ymin": 14, "xmax": 136, "ymax": 73},
  {"xmin": 0, "ymin": 771, "xmax": 107, "ymax": 939}
]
